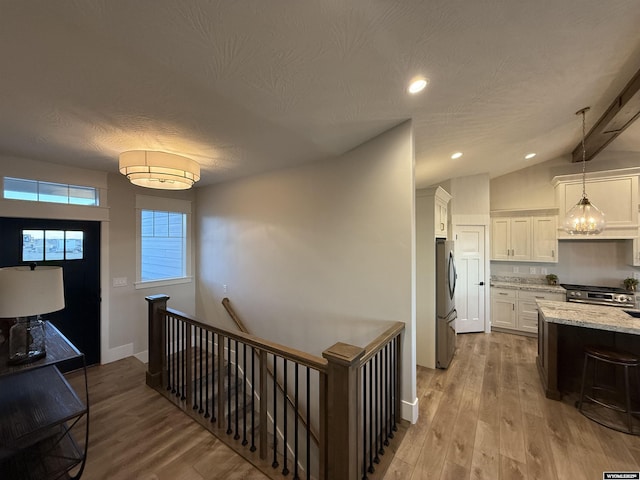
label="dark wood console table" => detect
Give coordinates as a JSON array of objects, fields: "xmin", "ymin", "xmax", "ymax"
[{"xmin": 0, "ymin": 322, "xmax": 89, "ymax": 479}]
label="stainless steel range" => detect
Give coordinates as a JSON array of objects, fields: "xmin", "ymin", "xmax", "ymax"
[{"xmin": 561, "ymin": 284, "xmax": 636, "ymax": 308}]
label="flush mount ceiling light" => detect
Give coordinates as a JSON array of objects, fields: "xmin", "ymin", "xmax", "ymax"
[
  {"xmin": 524, "ymin": 153, "xmax": 536, "ymax": 160},
  {"xmin": 451, "ymin": 152, "xmax": 463, "ymax": 159},
  {"xmin": 562, "ymin": 107, "xmax": 606, "ymax": 235},
  {"xmin": 119, "ymin": 150, "xmax": 201, "ymax": 190},
  {"xmin": 408, "ymin": 77, "xmax": 428, "ymax": 94}
]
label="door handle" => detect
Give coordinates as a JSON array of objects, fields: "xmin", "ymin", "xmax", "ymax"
[{"xmin": 477, "ymin": 282, "xmax": 485, "ymax": 286}]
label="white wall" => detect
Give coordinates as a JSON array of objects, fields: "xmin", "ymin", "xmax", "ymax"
[
  {"xmin": 195, "ymin": 121, "xmax": 418, "ymax": 422},
  {"xmin": 0, "ymin": 156, "xmax": 197, "ymax": 364},
  {"xmin": 107, "ymin": 172, "xmax": 196, "ymax": 362},
  {"xmin": 449, "ymin": 174, "xmax": 491, "ymax": 333},
  {"xmin": 490, "ymin": 151, "xmax": 640, "ymax": 211}
]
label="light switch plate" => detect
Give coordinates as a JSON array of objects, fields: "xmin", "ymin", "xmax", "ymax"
[{"xmin": 113, "ymin": 277, "xmax": 128, "ymax": 287}]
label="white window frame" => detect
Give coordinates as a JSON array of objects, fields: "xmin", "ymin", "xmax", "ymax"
[{"xmin": 134, "ymin": 195, "xmax": 193, "ymax": 289}]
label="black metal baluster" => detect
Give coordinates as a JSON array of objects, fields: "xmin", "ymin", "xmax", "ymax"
[
  {"xmin": 282, "ymin": 359, "xmax": 289, "ymax": 476},
  {"xmin": 242, "ymin": 343, "xmax": 248, "ymax": 446},
  {"xmin": 177, "ymin": 320, "xmax": 182, "ymax": 398},
  {"xmin": 227, "ymin": 336, "xmax": 232, "ymax": 434},
  {"xmin": 171, "ymin": 317, "xmax": 176, "ymax": 394},
  {"xmin": 306, "ymin": 366, "xmax": 310, "ymax": 480},
  {"xmin": 392, "ymin": 339, "xmax": 397, "ymax": 433},
  {"xmin": 384, "ymin": 343, "xmax": 389, "ymax": 446},
  {"xmin": 234, "ymin": 340, "xmax": 240, "ymax": 440},
  {"xmin": 368, "ymin": 359, "xmax": 374, "ymax": 474},
  {"xmin": 250, "ymin": 347, "xmax": 256, "ymax": 452},
  {"xmin": 376, "ymin": 350, "xmax": 384, "ymax": 455},
  {"xmin": 211, "ymin": 333, "xmax": 217, "ymax": 423},
  {"xmin": 205, "ymin": 330, "xmax": 210, "ymax": 419},
  {"xmin": 166, "ymin": 315, "xmax": 171, "ymax": 391},
  {"xmin": 293, "ymin": 363, "xmax": 299, "ymax": 480},
  {"xmin": 194, "ymin": 327, "xmax": 199, "ymax": 410},
  {"xmin": 181, "ymin": 322, "xmax": 186, "ymax": 400},
  {"xmin": 198, "ymin": 328, "xmax": 204, "ymax": 413},
  {"xmin": 374, "ymin": 354, "xmax": 379, "ymax": 464},
  {"xmin": 272, "ymin": 355, "xmax": 279, "ymax": 469},
  {"xmin": 362, "ymin": 362, "xmax": 368, "ymax": 480}
]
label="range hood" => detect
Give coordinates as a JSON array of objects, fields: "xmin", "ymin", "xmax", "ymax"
[{"xmin": 553, "ymin": 168, "xmax": 640, "ymax": 240}]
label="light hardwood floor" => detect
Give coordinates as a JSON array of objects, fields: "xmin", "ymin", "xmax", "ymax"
[
  {"xmin": 384, "ymin": 331, "xmax": 640, "ymax": 480},
  {"xmin": 68, "ymin": 331, "xmax": 640, "ymax": 479}
]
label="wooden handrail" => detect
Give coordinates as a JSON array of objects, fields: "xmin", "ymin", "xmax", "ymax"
[
  {"xmin": 222, "ymin": 297, "xmax": 251, "ymax": 334},
  {"xmin": 359, "ymin": 321, "xmax": 405, "ymax": 365},
  {"xmin": 221, "ymin": 297, "xmax": 322, "ymax": 448},
  {"xmin": 164, "ymin": 305, "xmax": 328, "ymax": 372}
]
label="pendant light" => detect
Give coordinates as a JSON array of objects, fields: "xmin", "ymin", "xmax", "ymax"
[{"xmin": 562, "ymin": 107, "xmax": 606, "ymax": 235}]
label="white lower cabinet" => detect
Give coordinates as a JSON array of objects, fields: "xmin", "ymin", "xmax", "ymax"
[
  {"xmin": 491, "ymin": 288, "xmax": 516, "ymax": 329},
  {"xmin": 491, "ymin": 287, "xmax": 565, "ymax": 335}
]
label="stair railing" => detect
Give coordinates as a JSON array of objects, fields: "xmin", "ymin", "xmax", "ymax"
[
  {"xmin": 222, "ymin": 297, "xmax": 321, "ymax": 449},
  {"xmin": 146, "ymin": 294, "xmax": 404, "ymax": 480}
]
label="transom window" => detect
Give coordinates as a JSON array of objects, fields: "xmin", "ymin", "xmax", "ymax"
[{"xmin": 3, "ymin": 177, "xmax": 98, "ymax": 206}]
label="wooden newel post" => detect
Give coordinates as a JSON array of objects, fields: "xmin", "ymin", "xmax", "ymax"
[
  {"xmin": 145, "ymin": 294, "xmax": 169, "ymax": 388},
  {"xmin": 322, "ymin": 342, "xmax": 365, "ymax": 480}
]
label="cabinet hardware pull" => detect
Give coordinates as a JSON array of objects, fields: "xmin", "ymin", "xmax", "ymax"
[
  {"xmin": 499, "ymin": 292, "xmax": 508, "ymax": 295},
  {"xmin": 552, "ymin": 249, "xmax": 555, "ymax": 258},
  {"xmin": 535, "ymin": 296, "xmax": 544, "ymax": 299}
]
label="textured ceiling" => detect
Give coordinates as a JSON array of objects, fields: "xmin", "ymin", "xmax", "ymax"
[{"xmin": 0, "ymin": 0, "xmax": 639, "ymax": 188}]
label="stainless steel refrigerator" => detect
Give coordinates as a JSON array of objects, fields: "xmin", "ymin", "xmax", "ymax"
[{"xmin": 436, "ymin": 238, "xmax": 457, "ymax": 369}]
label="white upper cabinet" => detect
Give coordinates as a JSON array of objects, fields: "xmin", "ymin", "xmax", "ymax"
[
  {"xmin": 553, "ymin": 168, "xmax": 639, "ymax": 239},
  {"xmin": 532, "ymin": 216, "xmax": 558, "ymax": 262},
  {"xmin": 490, "ymin": 209, "xmax": 558, "ymax": 263},
  {"xmin": 491, "ymin": 217, "xmax": 531, "ymax": 261},
  {"xmin": 417, "ymin": 186, "xmax": 452, "ymax": 239}
]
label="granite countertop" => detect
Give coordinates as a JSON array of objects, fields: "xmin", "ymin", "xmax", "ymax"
[
  {"xmin": 537, "ymin": 299, "xmax": 640, "ymax": 335},
  {"xmin": 490, "ymin": 281, "xmax": 566, "ymax": 294}
]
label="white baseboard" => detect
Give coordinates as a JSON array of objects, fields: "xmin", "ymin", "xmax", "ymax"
[
  {"xmin": 401, "ymin": 397, "xmax": 419, "ymax": 424},
  {"xmin": 134, "ymin": 350, "xmax": 149, "ymax": 364},
  {"xmin": 101, "ymin": 343, "xmax": 133, "ymax": 364}
]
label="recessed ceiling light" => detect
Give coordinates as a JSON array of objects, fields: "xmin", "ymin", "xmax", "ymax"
[
  {"xmin": 408, "ymin": 77, "xmax": 428, "ymax": 94},
  {"xmin": 525, "ymin": 153, "xmax": 536, "ymax": 160},
  {"xmin": 451, "ymin": 152, "xmax": 463, "ymax": 160}
]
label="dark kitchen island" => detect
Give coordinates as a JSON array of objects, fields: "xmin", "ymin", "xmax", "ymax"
[{"xmin": 536, "ymin": 300, "xmax": 640, "ymax": 400}]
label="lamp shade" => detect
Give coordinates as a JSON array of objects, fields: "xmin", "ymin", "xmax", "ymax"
[
  {"xmin": 119, "ymin": 150, "xmax": 201, "ymax": 190},
  {"xmin": 0, "ymin": 266, "xmax": 65, "ymax": 317}
]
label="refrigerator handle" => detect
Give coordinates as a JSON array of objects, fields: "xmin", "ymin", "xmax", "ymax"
[{"xmin": 448, "ymin": 251, "xmax": 457, "ymax": 300}]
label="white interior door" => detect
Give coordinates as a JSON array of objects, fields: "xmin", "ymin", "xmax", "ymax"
[{"xmin": 454, "ymin": 225, "xmax": 485, "ymax": 333}]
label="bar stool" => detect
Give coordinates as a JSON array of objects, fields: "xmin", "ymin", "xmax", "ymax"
[{"xmin": 576, "ymin": 345, "xmax": 640, "ymax": 435}]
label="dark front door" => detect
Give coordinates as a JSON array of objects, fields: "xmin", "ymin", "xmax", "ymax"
[{"xmin": 0, "ymin": 217, "xmax": 101, "ymax": 367}]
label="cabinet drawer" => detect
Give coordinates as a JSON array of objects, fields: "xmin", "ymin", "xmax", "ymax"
[
  {"xmin": 519, "ymin": 313, "xmax": 538, "ymax": 333},
  {"xmin": 517, "ymin": 290, "xmax": 564, "ymax": 302},
  {"xmin": 491, "ymin": 288, "xmax": 516, "ymax": 300}
]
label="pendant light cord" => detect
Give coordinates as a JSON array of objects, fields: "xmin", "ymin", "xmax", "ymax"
[{"xmin": 577, "ymin": 107, "xmax": 590, "ymax": 199}]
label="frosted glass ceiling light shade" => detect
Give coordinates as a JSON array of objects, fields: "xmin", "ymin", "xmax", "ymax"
[
  {"xmin": 119, "ymin": 150, "xmax": 201, "ymax": 190},
  {"xmin": 563, "ymin": 107, "xmax": 606, "ymax": 235}
]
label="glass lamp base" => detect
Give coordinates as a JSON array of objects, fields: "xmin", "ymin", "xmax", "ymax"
[{"xmin": 8, "ymin": 317, "xmax": 47, "ymax": 365}]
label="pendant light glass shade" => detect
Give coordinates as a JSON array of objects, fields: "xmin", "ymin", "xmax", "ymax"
[
  {"xmin": 563, "ymin": 107, "xmax": 605, "ymax": 235},
  {"xmin": 562, "ymin": 196, "xmax": 606, "ymax": 235}
]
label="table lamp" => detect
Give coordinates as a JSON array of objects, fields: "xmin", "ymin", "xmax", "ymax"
[{"xmin": 0, "ymin": 264, "xmax": 65, "ymax": 364}]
